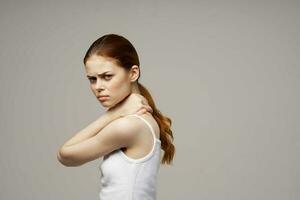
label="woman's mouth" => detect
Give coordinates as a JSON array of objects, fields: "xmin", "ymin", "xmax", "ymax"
[{"xmin": 98, "ymin": 96, "xmax": 109, "ymax": 101}]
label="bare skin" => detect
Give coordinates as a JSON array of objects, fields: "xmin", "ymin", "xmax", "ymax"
[
  {"xmin": 120, "ymin": 111, "xmax": 161, "ymax": 160},
  {"xmin": 57, "ymin": 55, "xmax": 160, "ymax": 166}
]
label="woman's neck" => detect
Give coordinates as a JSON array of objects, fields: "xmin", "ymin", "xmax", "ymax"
[{"xmin": 131, "ymin": 82, "xmax": 141, "ymax": 94}]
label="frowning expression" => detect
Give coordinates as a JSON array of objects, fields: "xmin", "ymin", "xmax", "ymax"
[{"xmin": 84, "ymin": 55, "xmax": 132, "ymax": 109}]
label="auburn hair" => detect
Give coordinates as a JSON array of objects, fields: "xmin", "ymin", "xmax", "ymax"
[{"xmin": 83, "ymin": 33, "xmax": 175, "ymax": 165}]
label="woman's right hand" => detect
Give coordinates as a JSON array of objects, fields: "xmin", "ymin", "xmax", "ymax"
[{"xmin": 107, "ymin": 93, "xmax": 153, "ymax": 118}]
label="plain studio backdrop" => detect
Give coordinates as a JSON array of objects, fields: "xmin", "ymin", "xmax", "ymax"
[{"xmin": 0, "ymin": 0, "xmax": 299, "ymax": 200}]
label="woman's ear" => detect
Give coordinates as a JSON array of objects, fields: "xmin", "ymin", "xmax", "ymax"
[{"xmin": 129, "ymin": 65, "xmax": 140, "ymax": 82}]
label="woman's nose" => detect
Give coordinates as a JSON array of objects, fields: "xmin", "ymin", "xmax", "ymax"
[{"xmin": 95, "ymin": 79, "xmax": 105, "ymax": 90}]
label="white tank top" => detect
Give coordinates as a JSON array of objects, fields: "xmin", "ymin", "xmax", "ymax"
[{"xmin": 98, "ymin": 114, "xmax": 162, "ymax": 200}]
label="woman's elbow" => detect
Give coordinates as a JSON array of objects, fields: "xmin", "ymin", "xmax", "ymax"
[
  {"xmin": 57, "ymin": 149, "xmax": 70, "ymax": 166},
  {"xmin": 57, "ymin": 149, "xmax": 82, "ymax": 167}
]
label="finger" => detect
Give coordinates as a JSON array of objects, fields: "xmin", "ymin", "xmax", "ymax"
[
  {"xmin": 136, "ymin": 108, "xmax": 146, "ymax": 115},
  {"xmin": 149, "ymin": 106, "xmax": 153, "ymax": 113},
  {"xmin": 145, "ymin": 105, "xmax": 153, "ymax": 113}
]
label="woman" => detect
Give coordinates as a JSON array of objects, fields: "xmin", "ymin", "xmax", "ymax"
[{"xmin": 57, "ymin": 33, "xmax": 175, "ymax": 200}]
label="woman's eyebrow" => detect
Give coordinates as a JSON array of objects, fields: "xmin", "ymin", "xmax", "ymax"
[{"xmin": 86, "ymin": 71, "xmax": 111, "ymax": 78}]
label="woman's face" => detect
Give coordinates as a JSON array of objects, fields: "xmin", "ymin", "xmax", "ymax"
[{"xmin": 84, "ymin": 55, "xmax": 135, "ymax": 109}]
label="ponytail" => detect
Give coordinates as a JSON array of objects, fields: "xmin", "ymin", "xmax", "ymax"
[{"xmin": 138, "ymin": 82, "xmax": 175, "ymax": 165}]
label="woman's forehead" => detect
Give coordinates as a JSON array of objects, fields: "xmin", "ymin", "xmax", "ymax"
[{"xmin": 85, "ymin": 55, "xmax": 121, "ymax": 74}]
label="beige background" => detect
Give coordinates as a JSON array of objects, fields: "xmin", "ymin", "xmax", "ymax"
[{"xmin": 0, "ymin": 0, "xmax": 299, "ymax": 199}]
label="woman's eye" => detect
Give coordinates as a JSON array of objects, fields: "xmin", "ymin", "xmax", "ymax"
[
  {"xmin": 88, "ymin": 78, "xmax": 96, "ymax": 82},
  {"xmin": 87, "ymin": 75, "xmax": 113, "ymax": 83},
  {"xmin": 104, "ymin": 75, "xmax": 113, "ymax": 80}
]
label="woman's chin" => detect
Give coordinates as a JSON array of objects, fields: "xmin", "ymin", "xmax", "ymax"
[
  {"xmin": 99, "ymin": 98, "xmax": 120, "ymax": 109},
  {"xmin": 100, "ymin": 101, "xmax": 115, "ymax": 109},
  {"xmin": 101, "ymin": 102, "xmax": 109, "ymax": 106}
]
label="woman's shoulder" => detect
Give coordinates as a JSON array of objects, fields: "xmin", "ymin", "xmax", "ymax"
[
  {"xmin": 121, "ymin": 113, "xmax": 148, "ymax": 128},
  {"xmin": 123, "ymin": 112, "xmax": 160, "ymax": 138},
  {"xmin": 122, "ymin": 112, "xmax": 153, "ymax": 125}
]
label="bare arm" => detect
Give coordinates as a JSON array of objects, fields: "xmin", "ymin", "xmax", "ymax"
[
  {"xmin": 60, "ymin": 110, "xmax": 119, "ymax": 148},
  {"xmin": 57, "ymin": 115, "xmax": 139, "ymax": 166},
  {"xmin": 56, "ymin": 93, "xmax": 153, "ymax": 166}
]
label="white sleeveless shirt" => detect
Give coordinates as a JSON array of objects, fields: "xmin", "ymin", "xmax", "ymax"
[{"xmin": 98, "ymin": 114, "xmax": 162, "ymax": 200}]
